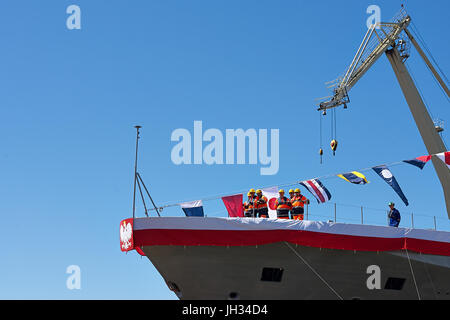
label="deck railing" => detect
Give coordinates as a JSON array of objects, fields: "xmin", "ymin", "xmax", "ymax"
[{"xmin": 200, "ymin": 202, "xmax": 449, "ymax": 232}]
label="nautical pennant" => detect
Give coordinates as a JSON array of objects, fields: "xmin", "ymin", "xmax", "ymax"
[
  {"xmin": 299, "ymin": 179, "xmax": 332, "ymax": 204},
  {"xmin": 403, "ymin": 155, "xmax": 432, "ymax": 170},
  {"xmin": 337, "ymin": 171, "xmax": 369, "ymax": 185},
  {"xmin": 435, "ymin": 151, "xmax": 450, "ymax": 169},
  {"xmin": 180, "ymin": 200, "xmax": 204, "ymax": 217},
  {"xmin": 372, "ymin": 165, "xmax": 409, "ymax": 206}
]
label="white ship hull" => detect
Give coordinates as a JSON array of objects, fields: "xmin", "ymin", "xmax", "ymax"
[
  {"xmin": 120, "ymin": 217, "xmax": 450, "ymax": 300},
  {"xmin": 143, "ymin": 243, "xmax": 450, "ymax": 300}
]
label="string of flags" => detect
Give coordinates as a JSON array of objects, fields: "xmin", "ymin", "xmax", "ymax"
[{"xmin": 177, "ymin": 151, "xmax": 449, "ymax": 217}]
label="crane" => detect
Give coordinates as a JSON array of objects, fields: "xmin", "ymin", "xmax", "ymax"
[{"xmin": 317, "ymin": 7, "xmax": 450, "ymax": 219}]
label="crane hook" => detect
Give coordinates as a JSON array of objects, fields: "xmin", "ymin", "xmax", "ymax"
[{"xmin": 330, "ymin": 139, "xmax": 338, "ymax": 156}]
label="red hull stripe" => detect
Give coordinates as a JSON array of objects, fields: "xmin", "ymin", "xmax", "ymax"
[{"xmin": 133, "ymin": 228, "xmax": 450, "ymax": 256}]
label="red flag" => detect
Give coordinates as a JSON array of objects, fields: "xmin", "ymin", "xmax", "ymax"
[{"xmin": 222, "ymin": 194, "xmax": 243, "ymax": 217}]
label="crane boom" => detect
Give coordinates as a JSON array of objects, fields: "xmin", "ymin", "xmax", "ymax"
[
  {"xmin": 319, "ymin": 11, "xmax": 411, "ymax": 110},
  {"xmin": 318, "ymin": 8, "xmax": 450, "ymax": 218}
]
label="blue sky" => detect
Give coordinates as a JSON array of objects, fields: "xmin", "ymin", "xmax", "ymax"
[{"xmin": 0, "ymin": 0, "xmax": 449, "ymax": 299}]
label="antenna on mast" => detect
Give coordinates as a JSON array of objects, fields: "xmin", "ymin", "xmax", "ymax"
[
  {"xmin": 131, "ymin": 125, "xmax": 161, "ymax": 218},
  {"xmin": 132, "ymin": 126, "xmax": 142, "ymax": 219}
]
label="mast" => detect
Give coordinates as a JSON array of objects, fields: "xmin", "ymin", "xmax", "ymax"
[
  {"xmin": 131, "ymin": 126, "xmax": 161, "ymax": 218},
  {"xmin": 132, "ymin": 125, "xmax": 141, "ymax": 219},
  {"xmin": 385, "ymin": 47, "xmax": 450, "ymax": 218}
]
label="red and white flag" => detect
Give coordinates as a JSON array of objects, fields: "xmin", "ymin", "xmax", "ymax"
[
  {"xmin": 299, "ymin": 179, "xmax": 332, "ymax": 204},
  {"xmin": 435, "ymin": 151, "xmax": 450, "ymax": 169},
  {"xmin": 262, "ymin": 186, "xmax": 279, "ymax": 219}
]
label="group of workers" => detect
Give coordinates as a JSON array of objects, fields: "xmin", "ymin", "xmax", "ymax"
[
  {"xmin": 242, "ymin": 189, "xmax": 402, "ymax": 228},
  {"xmin": 243, "ymin": 188, "xmax": 310, "ymax": 220}
]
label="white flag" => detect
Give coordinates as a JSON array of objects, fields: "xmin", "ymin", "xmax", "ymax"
[{"xmin": 262, "ymin": 186, "xmax": 279, "ymax": 219}]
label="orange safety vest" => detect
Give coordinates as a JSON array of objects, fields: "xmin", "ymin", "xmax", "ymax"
[
  {"xmin": 254, "ymin": 195, "xmax": 268, "ymax": 209},
  {"xmin": 275, "ymin": 197, "xmax": 292, "ymax": 210},
  {"xmin": 243, "ymin": 198, "xmax": 255, "ymax": 213},
  {"xmin": 292, "ymin": 195, "xmax": 308, "ymax": 208}
]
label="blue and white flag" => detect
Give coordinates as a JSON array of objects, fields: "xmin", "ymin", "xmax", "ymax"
[
  {"xmin": 299, "ymin": 179, "xmax": 332, "ymax": 204},
  {"xmin": 180, "ymin": 200, "xmax": 204, "ymax": 217},
  {"xmin": 372, "ymin": 165, "xmax": 409, "ymax": 206}
]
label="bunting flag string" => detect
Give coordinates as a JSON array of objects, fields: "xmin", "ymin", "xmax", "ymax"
[{"xmin": 145, "ymin": 151, "xmax": 448, "ymax": 215}]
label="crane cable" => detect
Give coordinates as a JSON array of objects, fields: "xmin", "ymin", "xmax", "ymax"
[
  {"xmin": 408, "ymin": 21, "xmax": 449, "ymax": 150},
  {"xmin": 409, "ymin": 22, "xmax": 450, "ymax": 104},
  {"xmin": 410, "ymin": 21, "xmax": 449, "ymax": 85},
  {"xmin": 319, "ymin": 112, "xmax": 323, "ymax": 163},
  {"xmin": 330, "ymin": 108, "xmax": 338, "ymax": 156},
  {"xmin": 405, "ymin": 58, "xmax": 448, "ymax": 150}
]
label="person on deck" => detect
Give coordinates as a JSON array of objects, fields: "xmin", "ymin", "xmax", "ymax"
[
  {"xmin": 275, "ymin": 189, "xmax": 292, "ymax": 219},
  {"xmin": 388, "ymin": 202, "xmax": 401, "ymax": 227},
  {"xmin": 243, "ymin": 192, "xmax": 256, "ymax": 218},
  {"xmin": 291, "ymin": 188, "xmax": 310, "ymax": 220},
  {"xmin": 288, "ymin": 189, "xmax": 295, "ymax": 205},
  {"xmin": 254, "ymin": 189, "xmax": 269, "ymax": 218}
]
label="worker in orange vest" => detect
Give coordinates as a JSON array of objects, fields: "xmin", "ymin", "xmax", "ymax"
[
  {"xmin": 243, "ymin": 192, "xmax": 256, "ymax": 217},
  {"xmin": 288, "ymin": 189, "xmax": 295, "ymax": 203},
  {"xmin": 275, "ymin": 189, "xmax": 292, "ymax": 219},
  {"xmin": 291, "ymin": 188, "xmax": 310, "ymax": 220},
  {"xmin": 249, "ymin": 188, "xmax": 257, "ymax": 217},
  {"xmin": 254, "ymin": 189, "xmax": 269, "ymax": 218}
]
